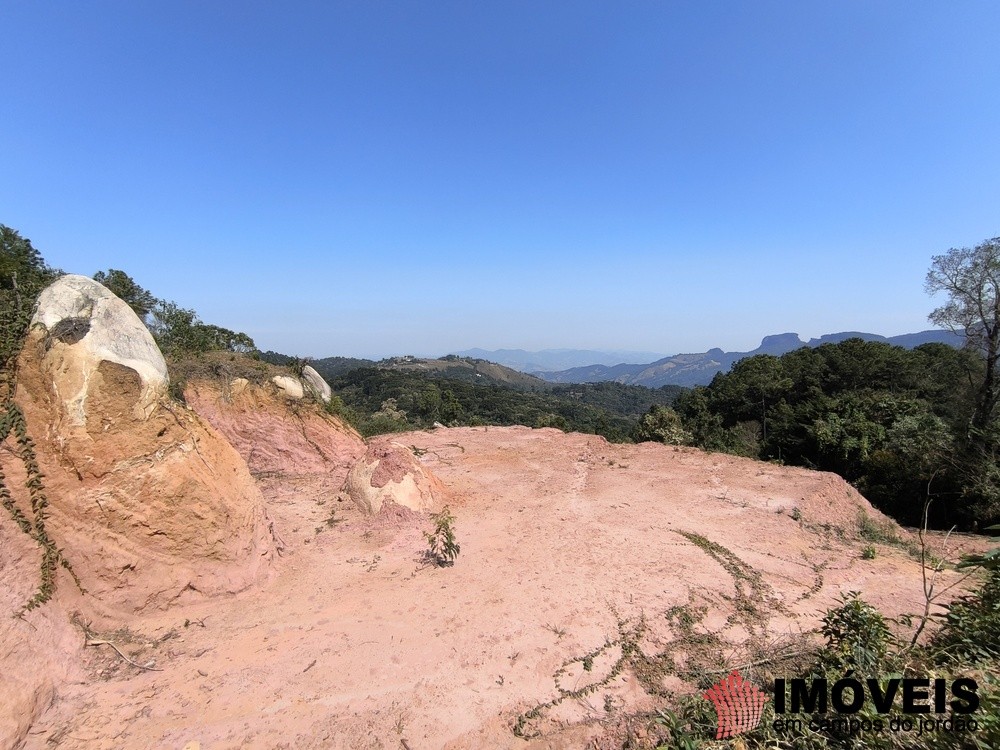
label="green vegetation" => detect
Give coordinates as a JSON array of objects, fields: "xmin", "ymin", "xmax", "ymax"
[
  {"xmin": 669, "ymin": 338, "xmax": 992, "ymax": 530},
  {"xmin": 663, "ymin": 238, "xmax": 1000, "ymax": 531},
  {"xmin": 423, "ymin": 506, "xmax": 460, "ymax": 566},
  {"xmin": 0, "ymin": 225, "xmax": 82, "ymax": 612},
  {"xmin": 92, "ymin": 268, "xmax": 157, "ymax": 318},
  {"xmin": 92, "ymin": 268, "xmax": 257, "ymax": 358},
  {"xmin": 323, "ymin": 365, "xmax": 683, "ymax": 440},
  {"xmin": 263, "ymin": 352, "xmax": 375, "ymax": 379},
  {"xmin": 0, "ymin": 225, "xmax": 57, "ymax": 371},
  {"xmin": 647, "ymin": 561, "xmax": 1000, "ymax": 749},
  {"xmin": 635, "ymin": 405, "xmax": 691, "ymax": 445}
]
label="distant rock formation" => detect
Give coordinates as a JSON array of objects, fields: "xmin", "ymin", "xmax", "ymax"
[
  {"xmin": 343, "ymin": 438, "xmax": 448, "ymax": 514},
  {"xmin": 537, "ymin": 329, "xmax": 963, "ymax": 388}
]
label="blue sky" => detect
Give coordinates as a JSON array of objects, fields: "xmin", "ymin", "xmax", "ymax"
[{"xmin": 3, "ymin": 2, "xmax": 999, "ymax": 359}]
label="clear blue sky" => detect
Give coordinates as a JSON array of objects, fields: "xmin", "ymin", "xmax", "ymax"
[{"xmin": 3, "ymin": 2, "xmax": 999, "ymax": 359}]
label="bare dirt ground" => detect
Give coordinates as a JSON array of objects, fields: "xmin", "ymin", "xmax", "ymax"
[{"xmin": 19, "ymin": 427, "xmax": 990, "ymax": 750}]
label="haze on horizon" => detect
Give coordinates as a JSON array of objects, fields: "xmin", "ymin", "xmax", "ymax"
[{"xmin": 3, "ymin": 2, "xmax": 999, "ymax": 361}]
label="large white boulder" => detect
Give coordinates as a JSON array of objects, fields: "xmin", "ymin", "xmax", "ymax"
[
  {"xmin": 301, "ymin": 365, "xmax": 332, "ymax": 403},
  {"xmin": 29, "ymin": 274, "xmax": 168, "ymax": 424}
]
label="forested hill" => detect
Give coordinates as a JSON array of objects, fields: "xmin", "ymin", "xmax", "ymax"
[
  {"xmin": 370, "ymin": 355, "xmax": 551, "ymax": 390},
  {"xmin": 261, "ymin": 353, "xmax": 551, "ymax": 390},
  {"xmin": 670, "ymin": 337, "xmax": 994, "ymax": 530},
  {"xmin": 259, "ymin": 351, "xmax": 685, "ymax": 441}
]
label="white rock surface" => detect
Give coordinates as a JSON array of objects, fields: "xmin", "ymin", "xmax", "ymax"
[
  {"xmin": 300, "ymin": 365, "xmax": 332, "ymax": 403},
  {"xmin": 271, "ymin": 375, "xmax": 304, "ymax": 400},
  {"xmin": 29, "ymin": 274, "xmax": 168, "ymax": 424}
]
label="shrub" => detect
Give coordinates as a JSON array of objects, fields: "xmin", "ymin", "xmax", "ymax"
[
  {"xmin": 931, "ymin": 568, "xmax": 1000, "ymax": 663},
  {"xmin": 424, "ymin": 506, "xmax": 460, "ymax": 566},
  {"xmin": 819, "ymin": 591, "xmax": 892, "ymax": 675}
]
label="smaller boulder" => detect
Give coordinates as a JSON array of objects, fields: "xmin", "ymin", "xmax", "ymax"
[
  {"xmin": 229, "ymin": 377, "xmax": 250, "ymax": 397},
  {"xmin": 271, "ymin": 375, "xmax": 304, "ymax": 400},
  {"xmin": 344, "ymin": 439, "xmax": 447, "ymax": 514}
]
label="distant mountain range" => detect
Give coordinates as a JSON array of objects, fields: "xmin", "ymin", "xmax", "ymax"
[
  {"xmin": 451, "ymin": 348, "xmax": 667, "ymax": 373},
  {"xmin": 482, "ymin": 330, "xmax": 964, "ymax": 388}
]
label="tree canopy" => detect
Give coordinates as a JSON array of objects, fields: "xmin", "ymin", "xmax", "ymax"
[
  {"xmin": 926, "ymin": 237, "xmax": 1000, "ymax": 434},
  {"xmin": 93, "ymin": 268, "xmax": 157, "ymax": 319},
  {"xmin": 0, "ymin": 225, "xmax": 57, "ymax": 371}
]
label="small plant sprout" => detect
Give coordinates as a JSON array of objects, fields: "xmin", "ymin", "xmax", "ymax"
[
  {"xmin": 862, "ymin": 545, "xmax": 877, "ymax": 560},
  {"xmin": 424, "ymin": 506, "xmax": 460, "ymax": 566}
]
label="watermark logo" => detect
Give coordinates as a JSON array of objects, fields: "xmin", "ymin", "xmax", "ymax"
[
  {"xmin": 703, "ymin": 670, "xmax": 769, "ymax": 739},
  {"xmin": 698, "ymin": 671, "xmax": 981, "ymax": 740},
  {"xmin": 771, "ymin": 676, "xmax": 981, "ymax": 738}
]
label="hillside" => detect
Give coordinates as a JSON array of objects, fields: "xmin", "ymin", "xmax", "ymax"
[
  {"xmin": 14, "ymin": 425, "xmax": 988, "ymax": 749},
  {"xmin": 537, "ymin": 329, "xmax": 963, "ymax": 387},
  {"xmin": 375, "ymin": 354, "xmax": 552, "ymax": 389},
  {"xmin": 329, "ymin": 366, "xmax": 683, "ymax": 441},
  {"xmin": 3, "ymin": 266, "xmax": 997, "ymax": 750}
]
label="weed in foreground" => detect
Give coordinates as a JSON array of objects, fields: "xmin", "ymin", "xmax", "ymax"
[{"xmin": 423, "ymin": 506, "xmax": 460, "ymax": 566}]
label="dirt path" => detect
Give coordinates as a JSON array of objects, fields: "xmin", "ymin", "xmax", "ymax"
[{"xmin": 21, "ymin": 427, "xmax": 985, "ymax": 749}]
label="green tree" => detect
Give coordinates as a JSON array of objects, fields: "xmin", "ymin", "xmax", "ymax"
[
  {"xmin": 926, "ymin": 238, "xmax": 1000, "ymax": 434},
  {"xmin": 634, "ymin": 405, "xmax": 691, "ymax": 445},
  {"xmin": 1, "ymin": 226, "xmax": 57, "ymax": 370},
  {"xmin": 147, "ymin": 300, "xmax": 256, "ymax": 357},
  {"xmin": 93, "ymin": 268, "xmax": 157, "ymax": 319},
  {"xmin": 440, "ymin": 388, "xmax": 464, "ymax": 424},
  {"xmin": 147, "ymin": 300, "xmax": 200, "ymax": 355}
]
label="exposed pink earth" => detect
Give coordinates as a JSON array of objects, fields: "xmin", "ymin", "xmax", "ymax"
[{"xmin": 12, "ymin": 426, "xmax": 988, "ymax": 750}]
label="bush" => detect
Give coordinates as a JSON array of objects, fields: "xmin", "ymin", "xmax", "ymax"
[
  {"xmin": 931, "ymin": 569, "xmax": 1000, "ymax": 664},
  {"xmin": 819, "ymin": 591, "xmax": 893, "ymax": 675},
  {"xmin": 424, "ymin": 506, "xmax": 460, "ymax": 566}
]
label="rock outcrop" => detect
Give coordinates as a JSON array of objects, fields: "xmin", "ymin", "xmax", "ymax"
[
  {"xmin": 271, "ymin": 375, "xmax": 305, "ymax": 400},
  {"xmin": 183, "ymin": 376, "xmax": 365, "ymax": 479},
  {"xmin": 1, "ymin": 275, "xmax": 277, "ymax": 749},
  {"xmin": 30, "ymin": 274, "xmax": 169, "ymax": 424},
  {"xmin": 301, "ymin": 365, "xmax": 332, "ymax": 403},
  {"xmin": 5, "ymin": 275, "xmax": 273, "ymax": 611},
  {"xmin": 343, "ymin": 438, "xmax": 448, "ymax": 514},
  {"xmin": 270, "ymin": 367, "xmax": 333, "ymax": 404}
]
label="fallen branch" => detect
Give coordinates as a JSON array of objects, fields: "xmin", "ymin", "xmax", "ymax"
[{"xmin": 86, "ymin": 639, "xmax": 163, "ymax": 672}]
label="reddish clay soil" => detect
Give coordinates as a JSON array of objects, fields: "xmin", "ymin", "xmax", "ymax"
[{"xmin": 14, "ymin": 427, "xmax": 990, "ymax": 750}]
